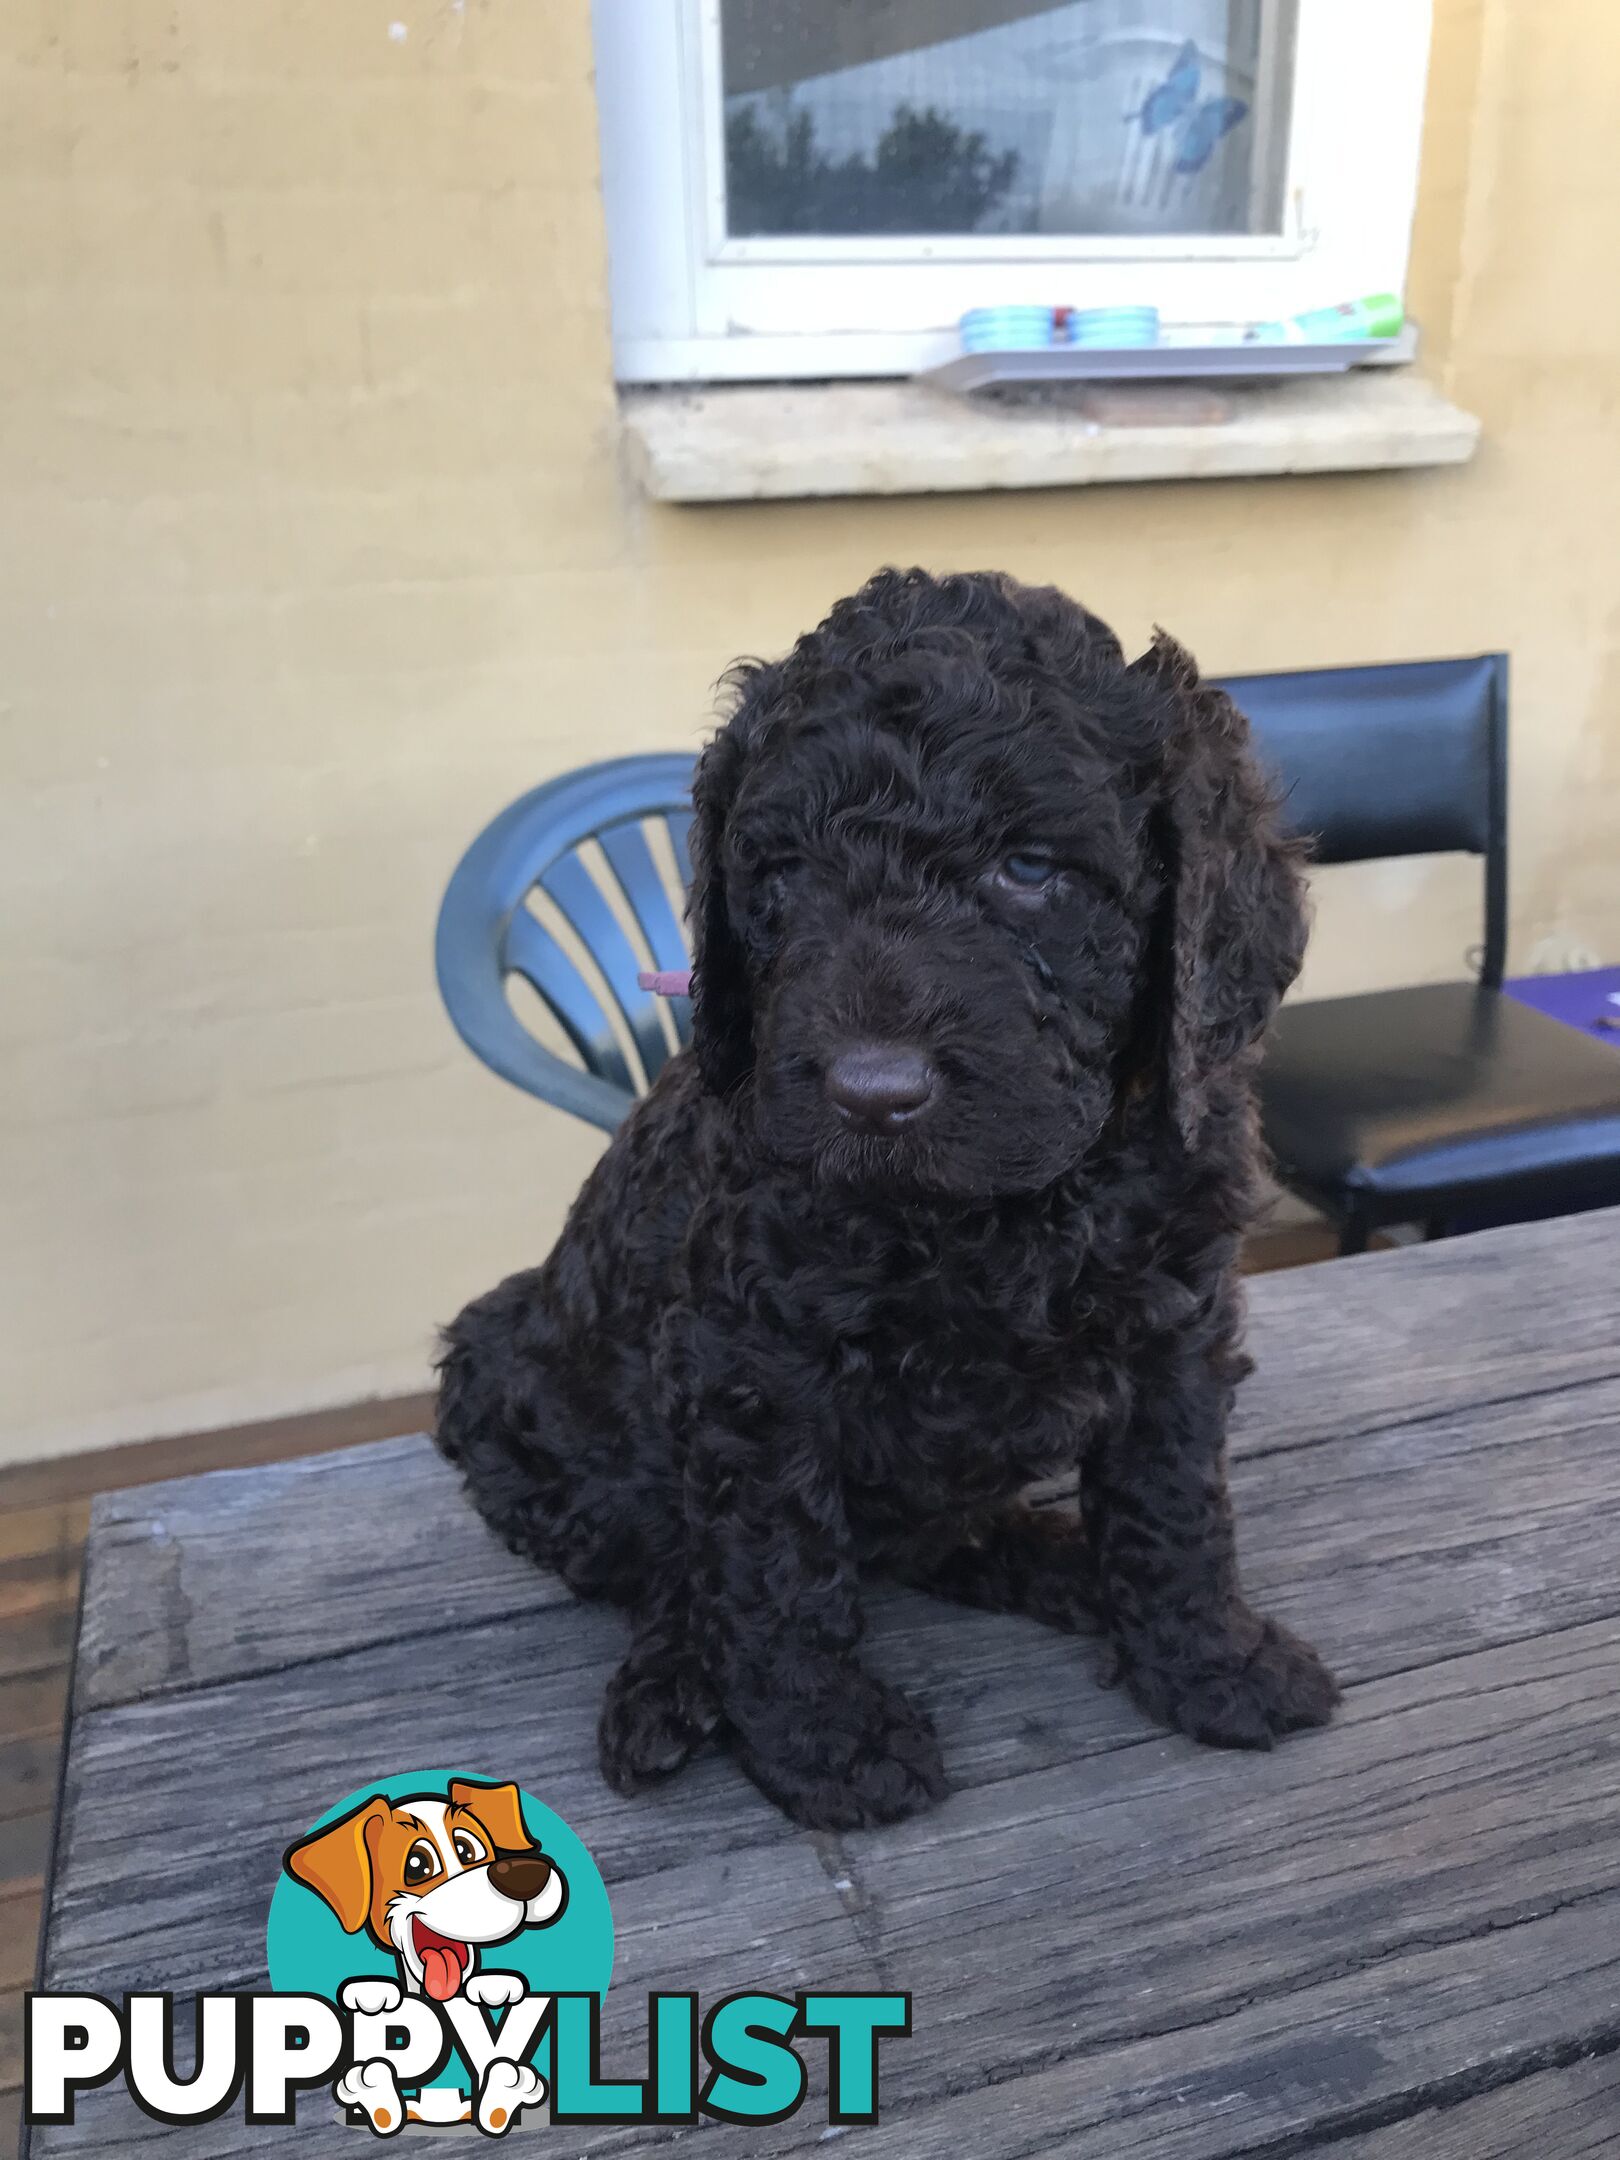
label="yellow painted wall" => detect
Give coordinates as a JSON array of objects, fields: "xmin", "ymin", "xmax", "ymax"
[{"xmin": 1, "ymin": 0, "xmax": 1615, "ymax": 1463}]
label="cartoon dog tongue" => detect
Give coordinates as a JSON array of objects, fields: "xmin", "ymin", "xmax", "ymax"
[{"xmin": 414, "ymin": 1921, "xmax": 468, "ymax": 2001}]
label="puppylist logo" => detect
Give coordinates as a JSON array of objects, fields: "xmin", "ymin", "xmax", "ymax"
[{"xmin": 25, "ymin": 1770, "xmax": 910, "ymax": 2137}]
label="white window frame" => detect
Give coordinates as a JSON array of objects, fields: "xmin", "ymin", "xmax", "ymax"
[{"xmin": 594, "ymin": 0, "xmax": 1434, "ymax": 385}]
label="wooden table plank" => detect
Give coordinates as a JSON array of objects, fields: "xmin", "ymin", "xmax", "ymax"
[
  {"xmin": 73, "ymin": 1435, "xmax": 573, "ymax": 1713},
  {"xmin": 0, "ymin": 1891, "xmax": 41, "ymax": 1992},
  {"xmin": 37, "ymin": 1486, "xmax": 1620, "ymax": 2145},
  {"xmin": 38, "ymin": 1811, "xmax": 1620, "ymax": 2158},
  {"xmin": 1325, "ymin": 2051, "xmax": 1620, "ymax": 2159},
  {"xmin": 67, "ymin": 1368, "xmax": 1620, "ymax": 1781},
  {"xmin": 0, "ymin": 1548, "xmax": 78, "ymax": 1686},
  {"xmin": 73, "ymin": 1208, "xmax": 1620, "ymax": 1716},
  {"xmin": 0, "ymin": 1671, "xmax": 70, "ymax": 1749},
  {"xmin": 34, "ymin": 1833, "xmax": 876, "ymax": 2156},
  {"xmin": 1, "ymin": 1810, "xmax": 52, "ymax": 1903},
  {"xmin": 0, "ymin": 1504, "xmax": 87, "ymax": 1571},
  {"xmin": 818, "ymin": 1617, "xmax": 1620, "ymax": 2094},
  {"xmin": 44, "ymin": 1362, "xmax": 1620, "ymax": 1988},
  {"xmin": 0, "ymin": 1729, "xmax": 60, "ymax": 1827},
  {"xmin": 29, "ymin": 1207, "xmax": 1620, "ymax": 2156},
  {"xmin": 1235, "ymin": 1203, "xmax": 1620, "ymax": 1446},
  {"xmin": 652, "ymin": 1893, "xmax": 1620, "ymax": 2160},
  {"xmin": 43, "ymin": 1365, "xmax": 1620, "ymax": 1964}
]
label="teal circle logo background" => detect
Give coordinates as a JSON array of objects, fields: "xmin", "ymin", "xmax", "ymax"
[{"xmin": 267, "ymin": 1770, "xmax": 613, "ymax": 2091}]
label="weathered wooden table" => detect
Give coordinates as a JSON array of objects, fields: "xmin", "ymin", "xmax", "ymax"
[{"xmin": 28, "ymin": 1208, "xmax": 1620, "ymax": 2156}]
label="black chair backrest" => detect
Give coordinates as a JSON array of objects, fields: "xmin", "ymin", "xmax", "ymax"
[{"xmin": 1219, "ymin": 654, "xmax": 1509, "ymax": 986}]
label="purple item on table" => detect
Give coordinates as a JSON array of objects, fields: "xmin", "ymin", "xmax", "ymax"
[{"xmin": 1503, "ymin": 965, "xmax": 1620, "ymax": 1045}]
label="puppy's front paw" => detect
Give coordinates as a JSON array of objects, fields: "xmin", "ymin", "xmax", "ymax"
[
  {"xmin": 599, "ymin": 1649, "xmax": 721, "ymax": 1793},
  {"xmin": 738, "ymin": 1672, "xmax": 949, "ymax": 1830},
  {"xmin": 1114, "ymin": 1607, "xmax": 1339, "ymax": 1750},
  {"xmin": 340, "ymin": 1978, "xmax": 403, "ymax": 2017},
  {"xmin": 463, "ymin": 1970, "xmax": 525, "ymax": 2010}
]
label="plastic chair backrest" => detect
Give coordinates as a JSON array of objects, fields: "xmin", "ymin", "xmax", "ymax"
[{"xmin": 434, "ymin": 754, "xmax": 697, "ymax": 1132}]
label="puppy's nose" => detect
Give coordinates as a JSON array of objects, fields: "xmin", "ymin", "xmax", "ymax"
[
  {"xmin": 488, "ymin": 1853, "xmax": 552, "ymax": 1902},
  {"xmin": 824, "ymin": 1044, "xmax": 938, "ymax": 1131}
]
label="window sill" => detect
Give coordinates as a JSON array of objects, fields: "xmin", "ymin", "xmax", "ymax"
[{"xmin": 622, "ymin": 370, "xmax": 1480, "ymax": 505}]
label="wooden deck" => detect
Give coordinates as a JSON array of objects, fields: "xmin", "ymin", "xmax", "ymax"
[{"xmin": 25, "ymin": 1207, "xmax": 1620, "ymax": 2155}]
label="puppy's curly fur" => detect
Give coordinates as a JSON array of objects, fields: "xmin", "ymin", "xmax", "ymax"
[{"xmin": 435, "ymin": 568, "xmax": 1339, "ymax": 1828}]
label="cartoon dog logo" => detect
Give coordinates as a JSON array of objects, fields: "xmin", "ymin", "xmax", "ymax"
[{"xmin": 283, "ymin": 1778, "xmax": 568, "ymax": 2131}]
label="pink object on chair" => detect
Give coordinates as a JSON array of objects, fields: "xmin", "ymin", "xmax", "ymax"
[{"xmin": 638, "ymin": 969, "xmax": 693, "ymax": 997}]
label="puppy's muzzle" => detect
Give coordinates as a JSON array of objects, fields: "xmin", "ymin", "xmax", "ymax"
[
  {"xmin": 488, "ymin": 1854, "xmax": 552, "ymax": 1902},
  {"xmin": 824, "ymin": 1043, "xmax": 938, "ymax": 1133}
]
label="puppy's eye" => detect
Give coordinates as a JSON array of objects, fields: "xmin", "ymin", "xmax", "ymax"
[
  {"xmin": 996, "ymin": 852, "xmax": 1059, "ymax": 893},
  {"xmin": 452, "ymin": 1831, "xmax": 486, "ymax": 1867},
  {"xmin": 760, "ymin": 856, "xmax": 804, "ymax": 899},
  {"xmin": 403, "ymin": 1841, "xmax": 439, "ymax": 1886},
  {"xmin": 753, "ymin": 857, "xmax": 806, "ymax": 928}
]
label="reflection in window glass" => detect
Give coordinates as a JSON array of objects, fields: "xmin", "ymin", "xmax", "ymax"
[{"xmin": 720, "ymin": 1, "xmax": 1295, "ymax": 240}]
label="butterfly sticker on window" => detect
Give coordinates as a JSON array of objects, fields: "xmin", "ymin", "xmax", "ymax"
[{"xmin": 1129, "ymin": 38, "xmax": 1250, "ymax": 175}]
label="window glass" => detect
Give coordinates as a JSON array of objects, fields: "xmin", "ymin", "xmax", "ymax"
[{"xmin": 720, "ymin": 0, "xmax": 1297, "ymax": 240}]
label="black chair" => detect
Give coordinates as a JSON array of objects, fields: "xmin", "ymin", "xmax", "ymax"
[{"xmin": 1232, "ymin": 655, "xmax": 1620, "ymax": 1254}]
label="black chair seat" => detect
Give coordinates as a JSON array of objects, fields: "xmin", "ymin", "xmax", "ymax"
[{"xmin": 1261, "ymin": 982, "xmax": 1620, "ymax": 1220}]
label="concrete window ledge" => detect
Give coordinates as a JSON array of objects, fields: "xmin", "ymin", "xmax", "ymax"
[{"xmin": 622, "ymin": 370, "xmax": 1480, "ymax": 505}]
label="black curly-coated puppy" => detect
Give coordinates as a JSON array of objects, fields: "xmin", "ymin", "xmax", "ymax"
[{"xmin": 435, "ymin": 567, "xmax": 1339, "ymax": 1829}]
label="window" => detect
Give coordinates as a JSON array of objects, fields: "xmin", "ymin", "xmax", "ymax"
[{"xmin": 593, "ymin": 1, "xmax": 1433, "ymax": 384}]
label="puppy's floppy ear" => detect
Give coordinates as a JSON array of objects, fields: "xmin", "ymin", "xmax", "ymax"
[
  {"xmin": 687, "ymin": 717, "xmax": 754, "ymax": 1097},
  {"xmin": 1135, "ymin": 630, "xmax": 1308, "ymax": 1151},
  {"xmin": 283, "ymin": 1796, "xmax": 389, "ymax": 1933},
  {"xmin": 448, "ymin": 1778, "xmax": 534, "ymax": 1855}
]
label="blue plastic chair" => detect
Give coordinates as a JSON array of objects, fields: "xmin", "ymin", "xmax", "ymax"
[{"xmin": 435, "ymin": 754, "xmax": 697, "ymax": 1132}]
